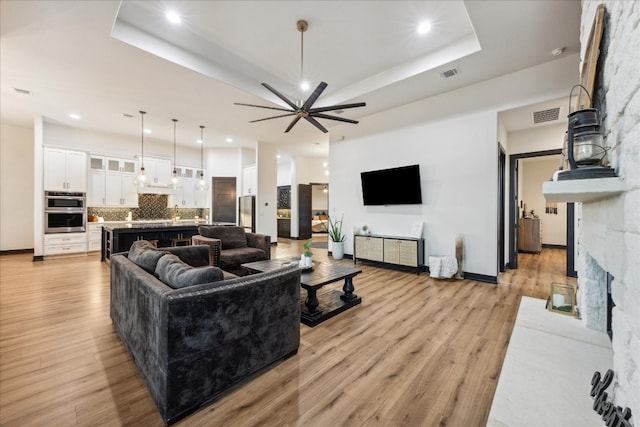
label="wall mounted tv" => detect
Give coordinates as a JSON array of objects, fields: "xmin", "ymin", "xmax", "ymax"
[{"xmin": 360, "ymin": 164, "xmax": 422, "ymax": 205}]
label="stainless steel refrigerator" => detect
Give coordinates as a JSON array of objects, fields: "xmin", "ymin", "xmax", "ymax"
[{"xmin": 238, "ymin": 195, "xmax": 255, "ymax": 233}]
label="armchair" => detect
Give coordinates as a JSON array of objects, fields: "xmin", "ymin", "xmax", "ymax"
[{"xmin": 192, "ymin": 225, "xmax": 271, "ymax": 276}]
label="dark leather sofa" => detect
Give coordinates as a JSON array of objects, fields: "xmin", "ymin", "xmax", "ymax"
[
  {"xmin": 191, "ymin": 225, "xmax": 271, "ymax": 276},
  {"xmin": 110, "ymin": 242, "xmax": 300, "ymax": 424}
]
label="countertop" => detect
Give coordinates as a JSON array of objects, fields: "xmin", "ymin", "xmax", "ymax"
[{"xmin": 102, "ymin": 221, "xmax": 235, "ymax": 230}]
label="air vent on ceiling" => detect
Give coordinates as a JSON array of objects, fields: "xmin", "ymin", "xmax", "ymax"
[
  {"xmin": 532, "ymin": 107, "xmax": 560, "ymax": 124},
  {"xmin": 440, "ymin": 67, "xmax": 460, "ymax": 78},
  {"xmin": 14, "ymin": 87, "xmax": 32, "ymax": 95}
]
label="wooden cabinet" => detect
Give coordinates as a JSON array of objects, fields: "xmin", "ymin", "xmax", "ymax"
[
  {"xmin": 137, "ymin": 157, "xmax": 172, "ymax": 188},
  {"xmin": 87, "ymin": 223, "xmax": 104, "ymax": 252},
  {"xmin": 354, "ymin": 236, "xmax": 384, "ymax": 262},
  {"xmin": 170, "ymin": 166, "xmax": 204, "ymax": 208},
  {"xmin": 277, "ymin": 218, "xmax": 291, "ymax": 238},
  {"xmin": 105, "ymin": 171, "xmax": 138, "ymax": 206},
  {"xmin": 354, "ymin": 234, "xmax": 424, "ymax": 273},
  {"xmin": 88, "ymin": 155, "xmax": 138, "ymax": 207},
  {"xmin": 44, "ymin": 232, "xmax": 87, "ymax": 256},
  {"xmin": 384, "ymin": 238, "xmax": 420, "ymax": 267},
  {"xmin": 44, "ymin": 147, "xmax": 87, "ymax": 192},
  {"xmin": 518, "ymin": 218, "xmax": 542, "ymax": 253}
]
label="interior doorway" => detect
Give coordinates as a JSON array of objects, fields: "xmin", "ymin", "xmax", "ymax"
[{"xmin": 507, "ymin": 149, "xmax": 574, "ymax": 275}]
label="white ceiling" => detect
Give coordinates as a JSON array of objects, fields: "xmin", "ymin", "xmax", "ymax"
[{"xmin": 1, "ymin": 0, "xmax": 580, "ymax": 159}]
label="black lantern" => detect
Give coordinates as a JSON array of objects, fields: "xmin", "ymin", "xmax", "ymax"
[{"xmin": 556, "ymin": 85, "xmax": 616, "ymax": 180}]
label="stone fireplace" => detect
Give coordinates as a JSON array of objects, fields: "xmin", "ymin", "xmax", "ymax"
[{"xmin": 575, "ymin": 0, "xmax": 639, "ymax": 420}]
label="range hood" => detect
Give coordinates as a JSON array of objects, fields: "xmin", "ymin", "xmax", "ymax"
[{"xmin": 138, "ymin": 184, "xmax": 173, "ymax": 195}]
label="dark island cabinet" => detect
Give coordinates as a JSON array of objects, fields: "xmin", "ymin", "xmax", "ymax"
[{"xmin": 101, "ymin": 225, "xmax": 200, "ymax": 261}]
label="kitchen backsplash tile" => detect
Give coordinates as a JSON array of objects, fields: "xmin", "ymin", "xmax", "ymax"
[{"xmin": 88, "ymin": 194, "xmax": 208, "ymax": 221}]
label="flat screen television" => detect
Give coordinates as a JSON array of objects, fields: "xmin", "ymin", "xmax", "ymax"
[{"xmin": 360, "ymin": 164, "xmax": 422, "ymax": 205}]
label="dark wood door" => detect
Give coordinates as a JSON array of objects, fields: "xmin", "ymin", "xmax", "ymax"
[
  {"xmin": 212, "ymin": 177, "xmax": 236, "ymax": 223},
  {"xmin": 298, "ymin": 184, "xmax": 312, "ymax": 239}
]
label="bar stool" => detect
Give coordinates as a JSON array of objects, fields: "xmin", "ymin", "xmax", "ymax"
[{"xmin": 170, "ymin": 237, "xmax": 191, "ymax": 247}]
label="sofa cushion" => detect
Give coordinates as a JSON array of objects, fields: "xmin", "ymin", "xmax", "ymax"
[
  {"xmin": 198, "ymin": 225, "xmax": 247, "ymax": 249},
  {"xmin": 218, "ymin": 247, "xmax": 267, "ymax": 272},
  {"xmin": 128, "ymin": 240, "xmax": 166, "ymax": 273},
  {"xmin": 155, "ymin": 253, "xmax": 223, "ymax": 289}
]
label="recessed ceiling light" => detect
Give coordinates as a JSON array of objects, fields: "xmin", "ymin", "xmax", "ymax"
[
  {"xmin": 300, "ymin": 81, "xmax": 310, "ymax": 91},
  {"xmin": 144, "ymin": 129, "xmax": 152, "ymax": 134},
  {"xmin": 276, "ymin": 155, "xmax": 281, "ymax": 159},
  {"xmin": 69, "ymin": 113, "xmax": 81, "ymax": 120},
  {"xmin": 122, "ymin": 113, "xmax": 134, "ymax": 118},
  {"xmin": 196, "ymin": 139, "xmax": 203, "ymax": 144},
  {"xmin": 166, "ymin": 10, "xmax": 181, "ymax": 24},
  {"xmin": 552, "ymin": 47, "xmax": 566, "ymax": 56},
  {"xmin": 417, "ymin": 21, "xmax": 432, "ymax": 35},
  {"xmin": 226, "ymin": 138, "xmax": 233, "ymax": 143}
]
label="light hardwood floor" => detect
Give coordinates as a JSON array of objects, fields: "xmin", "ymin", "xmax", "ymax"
[{"xmin": 0, "ymin": 240, "xmax": 574, "ymax": 426}]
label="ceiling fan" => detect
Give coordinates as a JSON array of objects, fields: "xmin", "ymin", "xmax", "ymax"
[{"xmin": 235, "ymin": 20, "xmax": 366, "ymax": 133}]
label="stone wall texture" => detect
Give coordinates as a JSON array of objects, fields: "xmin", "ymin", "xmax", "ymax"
[{"xmin": 578, "ymin": 0, "xmax": 639, "ymax": 418}]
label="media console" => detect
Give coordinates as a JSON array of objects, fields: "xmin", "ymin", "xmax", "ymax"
[{"xmin": 353, "ymin": 234, "xmax": 425, "ymax": 274}]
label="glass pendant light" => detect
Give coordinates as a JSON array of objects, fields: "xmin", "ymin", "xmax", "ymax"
[
  {"xmin": 134, "ymin": 110, "xmax": 147, "ymax": 188},
  {"xmin": 195, "ymin": 125, "xmax": 209, "ymax": 191},
  {"xmin": 170, "ymin": 118, "xmax": 182, "ymax": 189}
]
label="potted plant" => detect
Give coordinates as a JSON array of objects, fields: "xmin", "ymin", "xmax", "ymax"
[
  {"xmin": 361, "ymin": 224, "xmax": 369, "ymax": 235},
  {"xmin": 328, "ymin": 215, "xmax": 346, "ymax": 260},
  {"xmin": 301, "ymin": 238, "xmax": 313, "ymax": 267}
]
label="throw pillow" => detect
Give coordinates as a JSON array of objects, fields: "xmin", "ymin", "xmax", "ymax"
[
  {"xmin": 128, "ymin": 240, "xmax": 166, "ymax": 273},
  {"xmin": 198, "ymin": 225, "xmax": 247, "ymax": 250},
  {"xmin": 155, "ymin": 253, "xmax": 223, "ymax": 289}
]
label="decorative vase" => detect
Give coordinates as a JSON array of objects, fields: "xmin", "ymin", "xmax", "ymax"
[
  {"xmin": 331, "ymin": 241, "xmax": 344, "ymax": 260},
  {"xmin": 304, "ymin": 256, "xmax": 313, "ymax": 267}
]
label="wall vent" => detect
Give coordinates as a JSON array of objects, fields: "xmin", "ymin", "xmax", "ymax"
[
  {"xmin": 440, "ymin": 67, "xmax": 460, "ymax": 78},
  {"xmin": 532, "ymin": 107, "xmax": 560, "ymax": 124},
  {"xmin": 14, "ymin": 87, "xmax": 32, "ymax": 95}
]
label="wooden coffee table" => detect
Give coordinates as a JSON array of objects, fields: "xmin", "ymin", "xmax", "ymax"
[{"xmin": 242, "ymin": 258, "xmax": 362, "ymax": 327}]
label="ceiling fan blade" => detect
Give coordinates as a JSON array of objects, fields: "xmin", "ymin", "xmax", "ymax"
[
  {"xmin": 249, "ymin": 113, "xmax": 296, "ymax": 123},
  {"xmin": 234, "ymin": 102, "xmax": 293, "ymax": 113},
  {"xmin": 304, "ymin": 116, "xmax": 328, "ymax": 133},
  {"xmin": 284, "ymin": 116, "xmax": 302, "ymax": 133},
  {"xmin": 309, "ymin": 102, "xmax": 366, "ymax": 113},
  {"xmin": 301, "ymin": 82, "xmax": 328, "ymax": 111},
  {"xmin": 262, "ymin": 83, "xmax": 299, "ymax": 110},
  {"xmin": 310, "ymin": 113, "xmax": 359, "ymax": 124}
]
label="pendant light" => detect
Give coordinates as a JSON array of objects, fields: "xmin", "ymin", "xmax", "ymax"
[
  {"xmin": 195, "ymin": 125, "xmax": 209, "ymax": 191},
  {"xmin": 134, "ymin": 110, "xmax": 147, "ymax": 188},
  {"xmin": 170, "ymin": 118, "xmax": 182, "ymax": 189}
]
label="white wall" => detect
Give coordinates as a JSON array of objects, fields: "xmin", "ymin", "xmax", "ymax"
[
  {"xmin": 331, "ymin": 110, "xmax": 498, "ymax": 277},
  {"xmin": 328, "ymin": 54, "xmax": 579, "ymax": 279},
  {"xmin": 1, "ymin": 122, "xmax": 34, "ymax": 251},
  {"xmin": 508, "ymin": 123, "xmax": 566, "ymax": 155},
  {"xmin": 520, "ymin": 157, "xmax": 566, "ymax": 245},
  {"xmin": 256, "ymin": 142, "xmax": 277, "ymax": 241}
]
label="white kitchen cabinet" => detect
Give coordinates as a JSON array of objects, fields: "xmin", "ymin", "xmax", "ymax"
[
  {"xmin": 170, "ymin": 166, "xmax": 205, "ymax": 208},
  {"xmin": 44, "ymin": 232, "xmax": 87, "ymax": 256},
  {"xmin": 105, "ymin": 171, "xmax": 138, "ymax": 207},
  {"xmin": 88, "ymin": 170, "xmax": 106, "ymax": 206},
  {"xmin": 88, "ymin": 156, "xmax": 137, "ymax": 207},
  {"xmin": 141, "ymin": 157, "xmax": 172, "ymax": 187},
  {"xmin": 87, "ymin": 223, "xmax": 104, "ymax": 252},
  {"xmin": 242, "ymin": 165, "xmax": 257, "ymax": 195},
  {"xmin": 107, "ymin": 158, "xmax": 136, "ymax": 174},
  {"xmin": 44, "ymin": 147, "xmax": 87, "ymax": 192}
]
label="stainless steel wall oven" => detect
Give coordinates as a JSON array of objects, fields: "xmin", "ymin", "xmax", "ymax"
[{"xmin": 44, "ymin": 191, "xmax": 86, "ymax": 233}]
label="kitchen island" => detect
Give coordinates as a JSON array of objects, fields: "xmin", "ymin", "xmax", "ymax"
[{"xmin": 101, "ymin": 221, "xmax": 234, "ymax": 261}]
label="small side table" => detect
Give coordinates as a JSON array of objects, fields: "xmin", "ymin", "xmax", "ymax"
[{"xmin": 170, "ymin": 237, "xmax": 191, "ymax": 247}]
